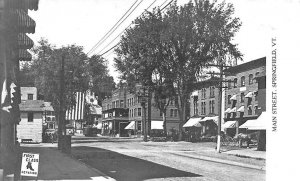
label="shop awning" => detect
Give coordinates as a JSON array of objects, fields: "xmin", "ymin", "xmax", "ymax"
[
  {"xmin": 222, "ymin": 121, "xmax": 237, "ymax": 129},
  {"xmin": 183, "ymin": 117, "xmax": 202, "ymax": 127},
  {"xmin": 124, "ymin": 121, "xmax": 135, "ymax": 130},
  {"xmin": 245, "ymin": 92, "xmax": 253, "ymax": 98},
  {"xmin": 239, "ymin": 112, "xmax": 267, "ymax": 130},
  {"xmin": 230, "ymin": 95, "xmax": 237, "ymax": 100},
  {"xmin": 191, "ymin": 91, "xmax": 198, "ymax": 96},
  {"xmin": 224, "ymin": 108, "xmax": 231, "ymax": 113},
  {"xmin": 151, "ymin": 121, "xmax": 164, "ymax": 130},
  {"xmin": 229, "ymin": 107, "xmax": 237, "ymax": 113},
  {"xmin": 237, "ymin": 106, "xmax": 244, "ymax": 112},
  {"xmin": 201, "ymin": 116, "xmax": 219, "ymax": 125}
]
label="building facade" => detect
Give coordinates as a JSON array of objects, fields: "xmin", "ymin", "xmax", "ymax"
[{"xmin": 224, "ymin": 57, "xmax": 266, "ymax": 136}]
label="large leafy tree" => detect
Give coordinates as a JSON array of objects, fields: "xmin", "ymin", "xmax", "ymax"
[{"xmin": 115, "ymin": 0, "xmax": 242, "ymax": 139}]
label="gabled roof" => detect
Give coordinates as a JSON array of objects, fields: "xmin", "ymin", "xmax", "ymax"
[{"xmin": 19, "ymin": 100, "xmax": 44, "ymax": 112}]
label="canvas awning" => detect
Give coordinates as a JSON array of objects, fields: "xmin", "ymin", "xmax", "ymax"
[
  {"xmin": 124, "ymin": 121, "xmax": 135, "ymax": 130},
  {"xmin": 201, "ymin": 116, "xmax": 219, "ymax": 125},
  {"xmin": 229, "ymin": 107, "xmax": 237, "ymax": 113},
  {"xmin": 245, "ymin": 92, "xmax": 253, "ymax": 98},
  {"xmin": 222, "ymin": 121, "xmax": 237, "ymax": 129},
  {"xmin": 230, "ymin": 95, "xmax": 237, "ymax": 100},
  {"xmin": 237, "ymin": 106, "xmax": 244, "ymax": 112},
  {"xmin": 224, "ymin": 108, "xmax": 231, "ymax": 113},
  {"xmin": 191, "ymin": 91, "xmax": 198, "ymax": 96},
  {"xmin": 239, "ymin": 112, "xmax": 267, "ymax": 130},
  {"xmin": 151, "ymin": 121, "xmax": 164, "ymax": 130},
  {"xmin": 183, "ymin": 117, "xmax": 202, "ymax": 127}
]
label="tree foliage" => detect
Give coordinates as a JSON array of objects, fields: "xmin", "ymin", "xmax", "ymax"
[{"xmin": 114, "ymin": 0, "xmax": 242, "ymax": 136}]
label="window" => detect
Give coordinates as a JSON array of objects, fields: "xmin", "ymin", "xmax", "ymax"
[
  {"xmin": 175, "ymin": 97, "xmax": 178, "ymax": 105},
  {"xmin": 28, "ymin": 94, "xmax": 33, "ymax": 100},
  {"xmin": 193, "ymin": 96, "xmax": 198, "ymax": 116},
  {"xmin": 228, "ymin": 95, "xmax": 231, "ymax": 104},
  {"xmin": 233, "ymin": 78, "xmax": 237, "ymax": 88},
  {"xmin": 170, "ymin": 109, "xmax": 174, "ymax": 117},
  {"xmin": 174, "ymin": 109, "xmax": 178, "ymax": 117},
  {"xmin": 254, "ymin": 106, "xmax": 258, "ymax": 115},
  {"xmin": 241, "ymin": 93, "xmax": 245, "ymax": 103},
  {"xmin": 120, "ymin": 100, "xmax": 124, "ymax": 108},
  {"xmin": 210, "ymin": 86, "xmax": 215, "ymax": 97},
  {"xmin": 241, "ymin": 76, "xmax": 245, "ymax": 87},
  {"xmin": 201, "ymin": 102, "xmax": 206, "ymax": 115},
  {"xmin": 249, "ymin": 74, "xmax": 254, "ymax": 85},
  {"xmin": 201, "ymin": 88, "xmax": 206, "ymax": 99},
  {"xmin": 254, "ymin": 91, "xmax": 258, "ymax": 101},
  {"xmin": 255, "ymin": 72, "xmax": 260, "ymax": 83},
  {"xmin": 112, "ymin": 101, "xmax": 115, "ymax": 108},
  {"xmin": 160, "ymin": 110, "xmax": 163, "ymax": 117},
  {"xmin": 28, "ymin": 112, "xmax": 33, "ymax": 122},
  {"xmin": 228, "ymin": 80, "xmax": 232, "ymax": 89},
  {"xmin": 138, "ymin": 108, "xmax": 142, "ymax": 116},
  {"xmin": 209, "ymin": 100, "xmax": 215, "ymax": 114},
  {"xmin": 248, "ymin": 106, "xmax": 252, "ymax": 115}
]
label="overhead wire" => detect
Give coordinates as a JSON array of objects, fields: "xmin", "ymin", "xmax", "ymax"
[
  {"xmin": 87, "ymin": 0, "xmax": 144, "ymax": 56},
  {"xmin": 98, "ymin": 0, "xmax": 174, "ymax": 57}
]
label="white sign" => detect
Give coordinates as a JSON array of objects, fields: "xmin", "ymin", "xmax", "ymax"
[{"xmin": 20, "ymin": 153, "xmax": 39, "ymax": 177}]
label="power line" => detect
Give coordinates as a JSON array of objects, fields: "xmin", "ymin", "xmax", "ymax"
[
  {"xmin": 98, "ymin": 0, "xmax": 173, "ymax": 57},
  {"xmin": 87, "ymin": 0, "xmax": 140, "ymax": 55},
  {"xmin": 88, "ymin": 0, "xmax": 144, "ymax": 56}
]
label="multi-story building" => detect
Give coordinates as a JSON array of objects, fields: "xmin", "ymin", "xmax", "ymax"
[
  {"xmin": 186, "ymin": 78, "xmax": 220, "ymax": 136},
  {"xmin": 102, "ymin": 86, "xmax": 129, "ymax": 137},
  {"xmin": 102, "ymin": 85, "xmax": 181, "ymax": 137},
  {"xmin": 223, "ymin": 57, "xmax": 266, "ymax": 136}
]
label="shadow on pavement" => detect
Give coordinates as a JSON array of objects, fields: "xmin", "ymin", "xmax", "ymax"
[{"xmin": 71, "ymin": 146, "xmax": 202, "ymax": 181}]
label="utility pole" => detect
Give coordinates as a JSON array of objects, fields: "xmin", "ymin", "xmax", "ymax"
[
  {"xmin": 58, "ymin": 54, "xmax": 65, "ymax": 150},
  {"xmin": 206, "ymin": 63, "xmax": 232, "ymax": 153},
  {"xmin": 137, "ymin": 85, "xmax": 148, "ymax": 142}
]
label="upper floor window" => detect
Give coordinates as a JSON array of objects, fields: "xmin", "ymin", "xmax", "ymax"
[
  {"xmin": 201, "ymin": 88, "xmax": 206, "ymax": 99},
  {"xmin": 210, "ymin": 86, "xmax": 215, "ymax": 97},
  {"xmin": 228, "ymin": 80, "xmax": 232, "ymax": 89},
  {"xmin": 248, "ymin": 106, "xmax": 252, "ymax": 115},
  {"xmin": 254, "ymin": 91, "xmax": 258, "ymax": 101},
  {"xmin": 170, "ymin": 109, "xmax": 174, "ymax": 117},
  {"xmin": 249, "ymin": 74, "xmax": 254, "ymax": 85},
  {"xmin": 241, "ymin": 93, "xmax": 245, "ymax": 103},
  {"xmin": 28, "ymin": 94, "xmax": 33, "ymax": 100},
  {"xmin": 255, "ymin": 72, "xmax": 260, "ymax": 83},
  {"xmin": 28, "ymin": 112, "xmax": 33, "ymax": 122},
  {"xmin": 174, "ymin": 109, "xmax": 178, "ymax": 117},
  {"xmin": 228, "ymin": 95, "xmax": 231, "ymax": 104},
  {"xmin": 233, "ymin": 78, "xmax": 237, "ymax": 88},
  {"xmin": 241, "ymin": 76, "xmax": 245, "ymax": 87},
  {"xmin": 254, "ymin": 106, "xmax": 259, "ymax": 115},
  {"xmin": 120, "ymin": 100, "xmax": 124, "ymax": 108},
  {"xmin": 201, "ymin": 101, "xmax": 206, "ymax": 115},
  {"xmin": 209, "ymin": 100, "xmax": 215, "ymax": 114}
]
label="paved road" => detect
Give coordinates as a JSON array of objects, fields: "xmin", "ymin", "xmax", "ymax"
[{"xmin": 70, "ymin": 136, "xmax": 265, "ymax": 181}]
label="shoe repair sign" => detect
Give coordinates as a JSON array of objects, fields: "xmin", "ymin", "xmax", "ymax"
[{"xmin": 20, "ymin": 153, "xmax": 39, "ymax": 177}]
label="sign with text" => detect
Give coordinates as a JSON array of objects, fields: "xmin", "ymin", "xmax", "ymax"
[{"xmin": 20, "ymin": 153, "xmax": 39, "ymax": 177}]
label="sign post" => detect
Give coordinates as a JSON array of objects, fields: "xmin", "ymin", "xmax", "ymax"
[{"xmin": 20, "ymin": 153, "xmax": 39, "ymax": 179}]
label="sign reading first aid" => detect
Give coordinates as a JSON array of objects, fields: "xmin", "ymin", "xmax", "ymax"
[{"xmin": 21, "ymin": 153, "xmax": 39, "ymax": 177}]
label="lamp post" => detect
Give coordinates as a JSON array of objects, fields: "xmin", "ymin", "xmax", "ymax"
[{"xmin": 137, "ymin": 85, "xmax": 149, "ymax": 142}]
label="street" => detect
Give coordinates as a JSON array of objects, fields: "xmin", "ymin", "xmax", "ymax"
[{"xmin": 68, "ymin": 136, "xmax": 265, "ymax": 181}]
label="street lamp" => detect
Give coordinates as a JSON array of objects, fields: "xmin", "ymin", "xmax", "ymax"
[{"xmin": 136, "ymin": 85, "xmax": 149, "ymax": 142}]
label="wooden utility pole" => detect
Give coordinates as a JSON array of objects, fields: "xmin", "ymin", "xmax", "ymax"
[{"xmin": 58, "ymin": 54, "xmax": 65, "ymax": 150}]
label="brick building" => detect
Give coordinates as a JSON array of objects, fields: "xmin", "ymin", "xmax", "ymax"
[
  {"xmin": 223, "ymin": 57, "xmax": 266, "ymax": 136},
  {"xmin": 186, "ymin": 78, "xmax": 220, "ymax": 136}
]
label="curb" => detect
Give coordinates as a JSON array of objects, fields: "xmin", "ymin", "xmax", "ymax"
[{"xmin": 171, "ymin": 152, "xmax": 266, "ymax": 171}]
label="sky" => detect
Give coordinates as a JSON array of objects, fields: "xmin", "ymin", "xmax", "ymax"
[{"xmin": 27, "ymin": 0, "xmax": 282, "ymax": 83}]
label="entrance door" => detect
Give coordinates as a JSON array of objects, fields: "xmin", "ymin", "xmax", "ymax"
[{"xmin": 119, "ymin": 122, "xmax": 129, "ymax": 137}]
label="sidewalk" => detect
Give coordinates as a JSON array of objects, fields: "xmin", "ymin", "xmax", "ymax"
[
  {"xmin": 223, "ymin": 147, "xmax": 266, "ymax": 160},
  {"xmin": 20, "ymin": 145, "xmax": 115, "ymax": 181}
]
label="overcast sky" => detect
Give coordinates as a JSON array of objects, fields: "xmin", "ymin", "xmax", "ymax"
[{"xmin": 27, "ymin": 0, "xmax": 287, "ymax": 82}]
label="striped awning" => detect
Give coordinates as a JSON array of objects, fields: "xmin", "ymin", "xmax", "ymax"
[
  {"xmin": 229, "ymin": 107, "xmax": 237, "ymax": 113},
  {"xmin": 18, "ymin": 49, "xmax": 32, "ymax": 61},
  {"xmin": 151, "ymin": 121, "xmax": 164, "ymax": 130},
  {"xmin": 183, "ymin": 117, "xmax": 202, "ymax": 127},
  {"xmin": 201, "ymin": 116, "xmax": 219, "ymax": 125},
  {"xmin": 18, "ymin": 33, "xmax": 34, "ymax": 49},
  {"xmin": 222, "ymin": 121, "xmax": 237, "ymax": 129},
  {"xmin": 239, "ymin": 112, "xmax": 267, "ymax": 130},
  {"xmin": 230, "ymin": 95, "xmax": 237, "ymax": 101}
]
